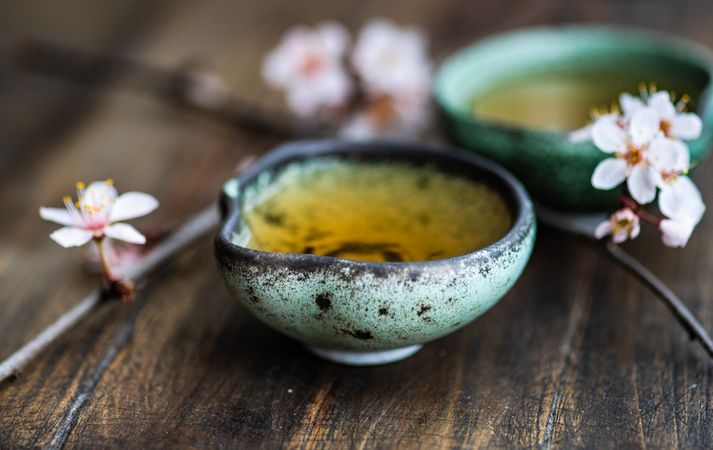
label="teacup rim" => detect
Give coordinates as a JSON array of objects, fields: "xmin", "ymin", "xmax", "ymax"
[{"xmin": 215, "ymin": 139, "xmax": 534, "ymax": 272}]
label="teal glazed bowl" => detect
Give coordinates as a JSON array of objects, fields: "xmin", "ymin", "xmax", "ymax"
[
  {"xmin": 434, "ymin": 26, "xmax": 713, "ymax": 211},
  {"xmin": 215, "ymin": 140, "xmax": 536, "ymax": 365}
]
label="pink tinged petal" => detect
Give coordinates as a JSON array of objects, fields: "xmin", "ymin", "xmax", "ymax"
[
  {"xmin": 591, "ymin": 158, "xmax": 627, "ymax": 190},
  {"xmin": 630, "ymin": 222, "xmax": 641, "ymax": 239},
  {"xmin": 659, "ymin": 176, "xmax": 705, "ymax": 225},
  {"xmin": 671, "ymin": 113, "xmax": 702, "ymax": 140},
  {"xmin": 627, "ymin": 165, "xmax": 658, "ymax": 204},
  {"xmin": 592, "ymin": 118, "xmax": 627, "ymax": 153},
  {"xmin": 620, "ymin": 93, "xmax": 644, "ymax": 119},
  {"xmin": 629, "ymin": 107, "xmax": 660, "ymax": 147},
  {"xmin": 647, "ymin": 91, "xmax": 676, "ymax": 120},
  {"xmin": 659, "ymin": 219, "xmax": 694, "ymax": 247},
  {"xmin": 110, "ymin": 192, "xmax": 159, "ymax": 222},
  {"xmin": 39, "ymin": 207, "xmax": 81, "ymax": 227},
  {"xmin": 49, "ymin": 227, "xmax": 94, "ymax": 248},
  {"xmin": 594, "ymin": 220, "xmax": 612, "ymax": 239},
  {"xmin": 104, "ymin": 223, "xmax": 147, "ymax": 245},
  {"xmin": 612, "ymin": 229, "xmax": 629, "ymax": 243}
]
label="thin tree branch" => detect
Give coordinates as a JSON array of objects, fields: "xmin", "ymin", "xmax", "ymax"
[
  {"xmin": 10, "ymin": 38, "xmax": 335, "ymax": 139},
  {"xmin": 605, "ymin": 241, "xmax": 713, "ymax": 358},
  {"xmin": 537, "ymin": 204, "xmax": 713, "ymax": 360}
]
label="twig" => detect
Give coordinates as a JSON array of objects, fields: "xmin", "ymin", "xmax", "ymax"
[
  {"xmin": 0, "ymin": 292, "xmax": 102, "ymax": 383},
  {"xmin": 0, "ymin": 204, "xmax": 219, "ymax": 383},
  {"xmin": 536, "ymin": 204, "xmax": 713, "ymax": 360},
  {"xmin": 10, "ymin": 38, "xmax": 335, "ymax": 139},
  {"xmin": 605, "ymin": 241, "xmax": 713, "ymax": 358}
]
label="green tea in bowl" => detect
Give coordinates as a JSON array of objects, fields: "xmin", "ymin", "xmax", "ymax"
[
  {"xmin": 470, "ymin": 66, "xmax": 705, "ymax": 133},
  {"xmin": 242, "ymin": 160, "xmax": 512, "ymax": 262}
]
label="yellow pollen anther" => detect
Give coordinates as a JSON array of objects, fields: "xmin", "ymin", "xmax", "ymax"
[
  {"xmin": 76, "ymin": 181, "xmax": 85, "ymax": 189},
  {"xmin": 63, "ymin": 196, "xmax": 72, "ymax": 202},
  {"xmin": 106, "ymin": 178, "xmax": 114, "ymax": 186}
]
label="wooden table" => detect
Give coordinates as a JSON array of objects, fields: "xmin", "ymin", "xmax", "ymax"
[{"xmin": 2, "ymin": 0, "xmax": 713, "ymax": 447}]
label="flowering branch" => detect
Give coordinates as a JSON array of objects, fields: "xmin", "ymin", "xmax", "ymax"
[
  {"xmin": 262, "ymin": 18, "xmax": 434, "ymax": 139},
  {"xmin": 0, "ymin": 157, "xmax": 255, "ymax": 384},
  {"xmin": 575, "ymin": 87, "xmax": 706, "ymax": 248},
  {"xmin": 0, "ymin": 205, "xmax": 219, "ymax": 383}
]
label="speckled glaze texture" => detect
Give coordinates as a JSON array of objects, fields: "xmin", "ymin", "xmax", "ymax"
[
  {"xmin": 435, "ymin": 26, "xmax": 713, "ymax": 211},
  {"xmin": 215, "ymin": 140, "xmax": 536, "ymax": 353}
]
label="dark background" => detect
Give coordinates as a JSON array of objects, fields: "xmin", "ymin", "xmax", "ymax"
[{"xmin": 2, "ymin": 0, "xmax": 713, "ymax": 448}]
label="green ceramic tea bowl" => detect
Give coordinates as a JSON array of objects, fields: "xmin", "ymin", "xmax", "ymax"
[
  {"xmin": 214, "ymin": 140, "xmax": 535, "ymax": 365},
  {"xmin": 435, "ymin": 26, "xmax": 713, "ymax": 211}
]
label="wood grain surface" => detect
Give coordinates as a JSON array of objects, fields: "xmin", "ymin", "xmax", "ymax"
[{"xmin": 2, "ymin": 0, "xmax": 713, "ymax": 448}]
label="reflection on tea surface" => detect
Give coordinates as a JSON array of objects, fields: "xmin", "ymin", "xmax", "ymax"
[
  {"xmin": 243, "ymin": 160, "xmax": 512, "ymax": 262},
  {"xmin": 471, "ymin": 68, "xmax": 701, "ymax": 131}
]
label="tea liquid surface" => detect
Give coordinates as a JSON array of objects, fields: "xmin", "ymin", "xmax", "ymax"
[
  {"xmin": 243, "ymin": 160, "xmax": 512, "ymax": 262},
  {"xmin": 471, "ymin": 69, "xmax": 699, "ymax": 131}
]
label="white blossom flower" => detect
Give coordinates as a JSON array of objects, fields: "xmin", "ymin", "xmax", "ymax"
[
  {"xmin": 40, "ymin": 180, "xmax": 159, "ymax": 248},
  {"xmin": 351, "ymin": 18, "xmax": 431, "ymax": 99},
  {"xmin": 262, "ymin": 22, "xmax": 352, "ymax": 117},
  {"xmin": 568, "ymin": 93, "xmax": 643, "ymax": 143},
  {"xmin": 594, "ymin": 208, "xmax": 641, "ymax": 243},
  {"xmin": 657, "ymin": 175, "xmax": 705, "ymax": 247},
  {"xmin": 339, "ymin": 93, "xmax": 431, "ymax": 139},
  {"xmin": 591, "ymin": 107, "xmax": 665, "ymax": 203},
  {"xmin": 647, "ymin": 91, "xmax": 702, "ymax": 140}
]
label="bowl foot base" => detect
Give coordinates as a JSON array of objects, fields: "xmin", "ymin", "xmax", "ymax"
[{"xmin": 306, "ymin": 344, "xmax": 423, "ymax": 366}]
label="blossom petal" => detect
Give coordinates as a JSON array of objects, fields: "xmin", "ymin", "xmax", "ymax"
[
  {"xmin": 316, "ymin": 21, "xmax": 350, "ymax": 56},
  {"xmin": 648, "ymin": 137, "xmax": 689, "ymax": 173},
  {"xmin": 49, "ymin": 227, "xmax": 94, "ymax": 248},
  {"xmin": 568, "ymin": 124, "xmax": 593, "ymax": 143},
  {"xmin": 627, "ymin": 165, "xmax": 657, "ymax": 204},
  {"xmin": 630, "ymin": 222, "xmax": 641, "ymax": 239},
  {"xmin": 82, "ymin": 181, "xmax": 117, "ymax": 209},
  {"xmin": 39, "ymin": 207, "xmax": 80, "ymax": 227},
  {"xmin": 671, "ymin": 113, "xmax": 702, "ymax": 140},
  {"xmin": 647, "ymin": 91, "xmax": 676, "ymax": 121},
  {"xmin": 592, "ymin": 118, "xmax": 627, "ymax": 153},
  {"xmin": 591, "ymin": 158, "xmax": 627, "ymax": 190},
  {"xmin": 110, "ymin": 192, "xmax": 159, "ymax": 222},
  {"xmin": 104, "ymin": 223, "xmax": 147, "ymax": 245},
  {"xmin": 629, "ymin": 107, "xmax": 660, "ymax": 147},
  {"xmin": 594, "ymin": 220, "xmax": 612, "ymax": 239},
  {"xmin": 620, "ymin": 93, "xmax": 644, "ymax": 119},
  {"xmin": 612, "ymin": 229, "xmax": 629, "ymax": 243},
  {"xmin": 660, "ymin": 219, "xmax": 694, "ymax": 248},
  {"xmin": 659, "ymin": 176, "xmax": 705, "ymax": 224}
]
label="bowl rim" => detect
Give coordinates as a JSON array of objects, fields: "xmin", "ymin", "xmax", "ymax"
[
  {"xmin": 215, "ymin": 139, "xmax": 534, "ymax": 273},
  {"xmin": 433, "ymin": 24, "xmax": 713, "ymax": 143}
]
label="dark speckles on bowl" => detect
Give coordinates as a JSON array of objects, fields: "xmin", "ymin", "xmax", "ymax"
[{"xmin": 214, "ymin": 139, "xmax": 536, "ymax": 365}]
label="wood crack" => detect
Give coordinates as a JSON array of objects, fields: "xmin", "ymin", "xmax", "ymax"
[
  {"xmin": 540, "ymin": 257, "xmax": 593, "ymax": 449},
  {"xmin": 46, "ymin": 299, "xmax": 147, "ymax": 449}
]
